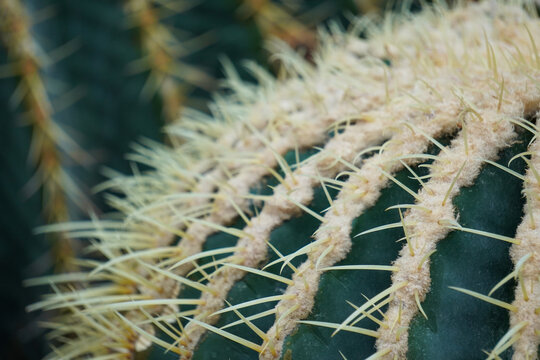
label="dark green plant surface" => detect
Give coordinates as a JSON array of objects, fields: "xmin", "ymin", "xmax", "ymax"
[
  {"xmin": 134, "ymin": 130, "xmax": 534, "ymax": 360},
  {"xmin": 282, "ymin": 132, "xmax": 531, "ymax": 360},
  {"xmin": 190, "ymin": 150, "xmax": 331, "ymax": 360},
  {"xmin": 406, "ymin": 135, "xmax": 530, "ymax": 360},
  {"xmin": 0, "ymin": 81, "xmax": 50, "ymax": 360},
  {"xmin": 170, "ymin": 132, "xmax": 528, "ymax": 360},
  {"xmin": 142, "ymin": 148, "xmax": 322, "ymax": 360}
]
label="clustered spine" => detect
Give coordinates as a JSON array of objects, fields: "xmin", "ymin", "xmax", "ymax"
[
  {"xmin": 29, "ymin": 2, "xmax": 540, "ymax": 360},
  {"xmin": 0, "ymin": 0, "xmax": 89, "ymax": 271},
  {"xmin": 124, "ymin": 0, "xmax": 214, "ymax": 123},
  {"xmin": 239, "ymin": 0, "xmax": 317, "ymax": 50}
]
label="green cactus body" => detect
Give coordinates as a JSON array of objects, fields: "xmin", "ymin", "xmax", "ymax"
[{"xmin": 30, "ymin": 2, "xmax": 540, "ymax": 360}]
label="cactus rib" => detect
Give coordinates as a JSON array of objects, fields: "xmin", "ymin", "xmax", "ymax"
[
  {"xmin": 507, "ymin": 135, "xmax": 540, "ymax": 359},
  {"xmin": 0, "ymin": 0, "xmax": 91, "ymax": 271},
  {"xmin": 376, "ymin": 104, "xmax": 523, "ymax": 359},
  {"xmin": 260, "ymin": 98, "xmax": 459, "ymax": 359},
  {"xmin": 180, "ymin": 119, "xmax": 392, "ymax": 358}
]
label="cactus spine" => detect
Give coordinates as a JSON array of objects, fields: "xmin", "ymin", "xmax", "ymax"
[
  {"xmin": 0, "ymin": 0, "xmax": 90, "ymax": 272},
  {"xmin": 30, "ymin": 1, "xmax": 540, "ymax": 360},
  {"xmin": 124, "ymin": 0, "xmax": 215, "ymax": 124}
]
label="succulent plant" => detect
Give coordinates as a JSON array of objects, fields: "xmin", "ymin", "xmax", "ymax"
[
  {"xmin": 27, "ymin": 1, "xmax": 540, "ymax": 360},
  {"xmin": 0, "ymin": 0, "xmax": 330, "ymax": 358}
]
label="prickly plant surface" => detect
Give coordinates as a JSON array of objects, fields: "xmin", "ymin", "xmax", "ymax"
[
  {"xmin": 31, "ymin": 2, "xmax": 540, "ymax": 360},
  {"xmin": 0, "ymin": 0, "xmax": 88, "ymax": 272}
]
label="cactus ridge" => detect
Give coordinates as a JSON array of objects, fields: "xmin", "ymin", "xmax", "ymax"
[
  {"xmin": 508, "ymin": 138, "xmax": 540, "ymax": 359},
  {"xmin": 123, "ymin": 0, "xmax": 215, "ymax": 123},
  {"xmin": 373, "ymin": 100, "xmax": 521, "ymax": 359},
  {"xmin": 180, "ymin": 112, "xmax": 394, "ymax": 356},
  {"xmin": 29, "ymin": 1, "xmax": 540, "ymax": 360},
  {"xmin": 0, "ymin": 0, "xmax": 92, "ymax": 271}
]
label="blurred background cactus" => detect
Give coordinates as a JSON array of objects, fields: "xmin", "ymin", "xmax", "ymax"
[{"xmin": 0, "ymin": 0, "xmax": 372, "ymax": 359}]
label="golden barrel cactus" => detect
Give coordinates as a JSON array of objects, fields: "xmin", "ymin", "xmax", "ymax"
[{"xmin": 28, "ymin": 1, "xmax": 540, "ymax": 359}]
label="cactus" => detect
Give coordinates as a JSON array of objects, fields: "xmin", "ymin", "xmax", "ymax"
[
  {"xmin": 27, "ymin": 1, "xmax": 540, "ymax": 360},
  {"xmin": 0, "ymin": 0, "xmax": 93, "ymax": 272},
  {"xmin": 1, "ymin": 1, "xmax": 338, "ymax": 359}
]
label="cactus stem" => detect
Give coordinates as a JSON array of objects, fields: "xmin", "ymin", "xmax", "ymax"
[
  {"xmin": 263, "ymin": 103, "xmax": 459, "ymax": 358},
  {"xmin": 0, "ymin": 0, "xmax": 90, "ymax": 273},
  {"xmin": 505, "ymin": 135, "xmax": 540, "ymax": 359},
  {"xmin": 181, "ymin": 119, "xmax": 392, "ymax": 355},
  {"xmin": 374, "ymin": 69, "xmax": 534, "ymax": 356}
]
